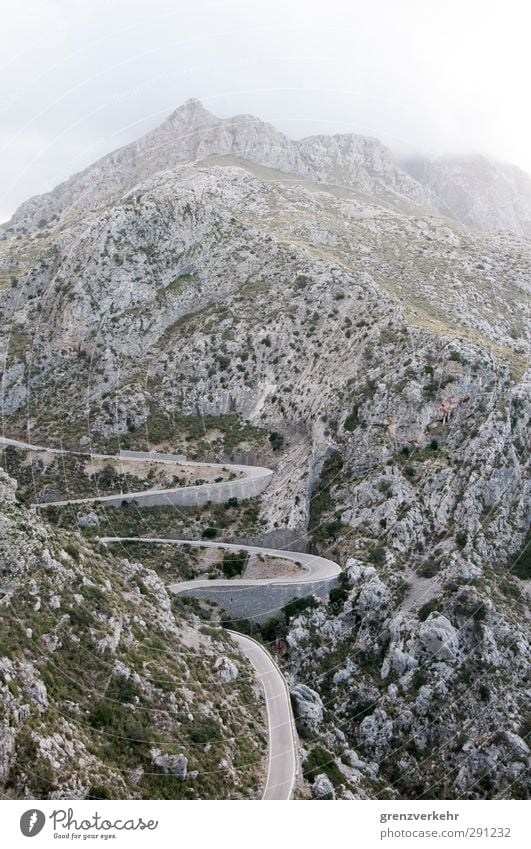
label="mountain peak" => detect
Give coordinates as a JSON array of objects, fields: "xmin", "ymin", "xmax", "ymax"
[
  {"xmin": 167, "ymin": 97, "xmax": 216, "ymax": 123},
  {"xmin": 5, "ymin": 99, "xmax": 531, "ymax": 239}
]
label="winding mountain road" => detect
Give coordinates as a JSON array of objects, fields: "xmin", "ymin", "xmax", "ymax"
[
  {"xmin": 1, "ymin": 437, "xmax": 341, "ymax": 800},
  {"xmin": 228, "ymin": 631, "xmax": 298, "ymax": 800}
]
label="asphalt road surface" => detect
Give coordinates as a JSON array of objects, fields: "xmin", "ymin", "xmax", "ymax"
[{"xmin": 228, "ymin": 631, "xmax": 297, "ymax": 800}]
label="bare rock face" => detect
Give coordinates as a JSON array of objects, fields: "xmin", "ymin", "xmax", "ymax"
[
  {"xmin": 1, "ymin": 99, "xmax": 430, "ymax": 237},
  {"xmin": 418, "ymin": 615, "xmax": 460, "ymax": 662},
  {"xmin": 0, "ymin": 468, "xmax": 17, "ymax": 503},
  {"xmin": 4, "ymin": 100, "xmax": 531, "ymax": 240},
  {"xmin": 215, "ymin": 656, "xmax": 239, "ymax": 683},
  {"xmin": 76, "ymin": 510, "xmax": 99, "ymax": 529},
  {"xmin": 150, "ymin": 749, "xmax": 188, "ymax": 780},
  {"xmin": 405, "ymin": 154, "xmax": 531, "ymax": 236},
  {"xmin": 291, "ymin": 684, "xmax": 324, "ymax": 732},
  {"xmin": 312, "ymin": 773, "xmax": 335, "ymax": 799}
]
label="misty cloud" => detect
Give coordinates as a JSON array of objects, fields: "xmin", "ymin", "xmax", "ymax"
[{"xmin": 1, "ymin": 0, "xmax": 529, "ymax": 222}]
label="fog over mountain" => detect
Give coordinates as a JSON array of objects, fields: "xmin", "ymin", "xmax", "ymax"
[
  {"xmin": 4, "ymin": 99, "xmax": 531, "ymax": 238},
  {"xmin": 2, "ymin": 0, "xmax": 531, "ymax": 223}
]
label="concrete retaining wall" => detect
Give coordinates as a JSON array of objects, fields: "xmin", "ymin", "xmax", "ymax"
[
  {"xmin": 37, "ymin": 466, "xmax": 273, "ymax": 509},
  {"xmin": 176, "ymin": 576, "xmax": 339, "ymax": 624},
  {"xmin": 232, "ymin": 528, "xmax": 309, "ymax": 552},
  {"xmin": 100, "ymin": 472, "xmax": 271, "ymax": 508}
]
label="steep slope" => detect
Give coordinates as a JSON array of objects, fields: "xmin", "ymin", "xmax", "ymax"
[
  {"xmin": 1, "ymin": 159, "xmax": 528, "ymax": 429},
  {"xmin": 0, "ymin": 468, "xmax": 267, "ymax": 799},
  {"xmin": 1, "ymin": 99, "xmax": 430, "ymax": 237},
  {"xmin": 405, "ymin": 154, "xmax": 531, "ymax": 237},
  {"xmin": 4, "ymin": 100, "xmax": 531, "ymax": 241}
]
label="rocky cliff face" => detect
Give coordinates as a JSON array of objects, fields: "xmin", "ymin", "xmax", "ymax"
[
  {"xmin": 0, "ymin": 100, "xmax": 529, "ymax": 800},
  {"xmin": 405, "ymin": 154, "xmax": 531, "ymax": 237},
  {"xmin": 1, "ymin": 156, "xmax": 528, "ymax": 424},
  {"xmin": 281, "ymin": 349, "xmax": 530, "ymax": 799},
  {"xmin": 4, "ymin": 100, "xmax": 531, "ymax": 239}
]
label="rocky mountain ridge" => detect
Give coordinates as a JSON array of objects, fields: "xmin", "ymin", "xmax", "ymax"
[
  {"xmin": 1, "ymin": 99, "xmax": 429, "ymax": 237},
  {"xmin": 404, "ymin": 154, "xmax": 531, "ymax": 238},
  {"xmin": 4, "ymin": 99, "xmax": 531, "ymax": 238}
]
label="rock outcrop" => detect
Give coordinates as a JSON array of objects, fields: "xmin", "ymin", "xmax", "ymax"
[
  {"xmin": 405, "ymin": 154, "xmax": 531, "ymax": 236},
  {"xmin": 312, "ymin": 773, "xmax": 335, "ymax": 799}
]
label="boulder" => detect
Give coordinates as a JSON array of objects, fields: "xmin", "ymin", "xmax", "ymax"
[
  {"xmin": 312, "ymin": 773, "xmax": 335, "ymax": 799},
  {"xmin": 0, "ymin": 469, "xmax": 17, "ymax": 503},
  {"xmin": 77, "ymin": 511, "xmax": 99, "ymax": 529},
  {"xmin": 419, "ymin": 614, "xmax": 460, "ymax": 661},
  {"xmin": 291, "ymin": 684, "xmax": 324, "ymax": 731},
  {"xmin": 214, "ymin": 656, "xmax": 239, "ymax": 683},
  {"xmin": 150, "ymin": 749, "xmax": 187, "ymax": 780}
]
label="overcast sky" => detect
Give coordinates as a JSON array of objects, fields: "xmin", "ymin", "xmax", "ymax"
[{"xmin": 1, "ymin": 0, "xmax": 530, "ymax": 222}]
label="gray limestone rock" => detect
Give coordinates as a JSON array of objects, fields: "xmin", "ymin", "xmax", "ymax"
[
  {"xmin": 150, "ymin": 749, "xmax": 188, "ymax": 780},
  {"xmin": 311, "ymin": 773, "xmax": 336, "ymax": 799},
  {"xmin": 419, "ymin": 615, "xmax": 460, "ymax": 662},
  {"xmin": 215, "ymin": 656, "xmax": 239, "ymax": 683},
  {"xmin": 76, "ymin": 511, "xmax": 99, "ymax": 529},
  {"xmin": 291, "ymin": 684, "xmax": 324, "ymax": 732}
]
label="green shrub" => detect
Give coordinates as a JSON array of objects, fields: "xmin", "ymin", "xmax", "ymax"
[
  {"xmin": 216, "ymin": 355, "xmax": 230, "ymax": 370},
  {"xmin": 259, "ymin": 614, "xmax": 287, "ymax": 643},
  {"xmin": 269, "ymin": 431, "xmax": 284, "ymax": 451},
  {"xmin": 110, "ymin": 675, "xmax": 139, "ymax": 704},
  {"xmin": 511, "ymin": 529, "xmax": 531, "ymax": 579},
  {"xmin": 344, "ymin": 405, "xmax": 359, "ymax": 432},
  {"xmin": 88, "ymin": 785, "xmax": 113, "ymax": 800},
  {"xmin": 323, "ymin": 518, "xmax": 342, "ymax": 539},
  {"xmin": 412, "ymin": 668, "xmax": 428, "ymax": 689},
  {"xmin": 328, "ymin": 586, "xmax": 349, "ymax": 609},
  {"xmin": 418, "ymin": 560, "xmax": 441, "ymax": 578},
  {"xmin": 424, "ymin": 380, "xmax": 439, "ymax": 399},
  {"xmin": 67, "ymin": 604, "xmax": 93, "ymax": 628},
  {"xmin": 478, "ymin": 683, "xmax": 490, "ymax": 702},
  {"xmin": 221, "ymin": 551, "xmax": 246, "ymax": 578},
  {"xmin": 190, "ymin": 719, "xmax": 221, "ymax": 745},
  {"xmin": 449, "ymin": 350, "xmax": 468, "ymax": 365},
  {"xmin": 64, "ymin": 542, "xmax": 80, "ymax": 561},
  {"xmin": 418, "ymin": 599, "xmax": 440, "ymax": 621},
  {"xmin": 473, "ymin": 602, "xmax": 487, "ymax": 622},
  {"xmin": 202, "ymin": 527, "xmax": 218, "ymax": 539},
  {"xmin": 455, "ymin": 531, "xmax": 468, "ymax": 550},
  {"xmin": 89, "ymin": 700, "xmax": 114, "ymax": 729},
  {"xmin": 367, "ymin": 543, "xmax": 386, "ymax": 566},
  {"xmin": 303, "ymin": 746, "xmax": 343, "ymax": 787},
  {"xmin": 283, "ymin": 596, "xmax": 319, "ymax": 621}
]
